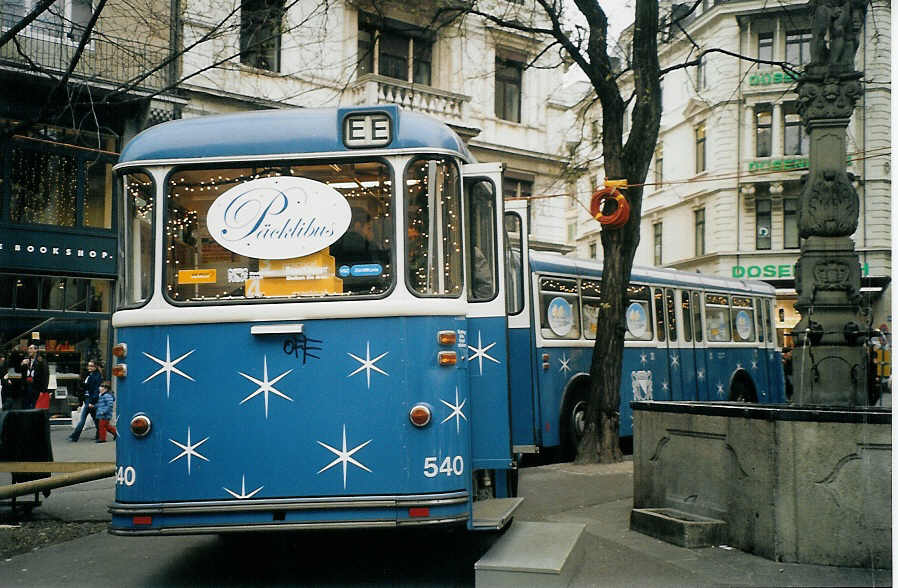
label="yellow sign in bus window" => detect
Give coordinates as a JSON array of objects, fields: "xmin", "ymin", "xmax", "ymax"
[{"xmin": 178, "ymin": 269, "xmax": 217, "ymax": 284}]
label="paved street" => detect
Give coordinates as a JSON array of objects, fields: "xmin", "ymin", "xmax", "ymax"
[{"xmin": 0, "ymin": 425, "xmax": 890, "ymax": 586}]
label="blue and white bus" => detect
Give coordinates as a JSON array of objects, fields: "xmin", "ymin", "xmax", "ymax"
[
  {"xmin": 506, "ymin": 251, "xmax": 785, "ymax": 458},
  {"xmin": 108, "ymin": 106, "xmax": 782, "ymax": 535},
  {"xmin": 109, "ymin": 106, "xmax": 520, "ymax": 535}
]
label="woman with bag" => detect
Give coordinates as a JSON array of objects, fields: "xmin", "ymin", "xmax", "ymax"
[{"xmin": 68, "ymin": 360, "xmax": 101, "ymax": 442}]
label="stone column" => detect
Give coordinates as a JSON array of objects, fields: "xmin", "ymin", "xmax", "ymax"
[
  {"xmin": 772, "ymin": 103, "xmax": 784, "ymax": 156},
  {"xmin": 744, "ymin": 104, "xmax": 756, "ymax": 159},
  {"xmin": 791, "ymin": 0, "xmax": 868, "ymax": 406}
]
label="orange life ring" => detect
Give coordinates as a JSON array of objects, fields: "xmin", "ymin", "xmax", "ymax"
[{"xmin": 590, "ymin": 187, "xmax": 630, "ymax": 227}]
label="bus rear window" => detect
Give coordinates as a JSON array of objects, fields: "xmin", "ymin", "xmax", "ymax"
[
  {"xmin": 163, "ymin": 161, "xmax": 393, "ymax": 303},
  {"xmin": 121, "ymin": 172, "xmax": 154, "ymax": 307}
]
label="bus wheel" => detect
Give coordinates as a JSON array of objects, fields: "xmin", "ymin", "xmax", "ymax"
[
  {"xmin": 562, "ymin": 391, "xmax": 588, "ymax": 460},
  {"xmin": 729, "ymin": 372, "xmax": 758, "ymax": 403}
]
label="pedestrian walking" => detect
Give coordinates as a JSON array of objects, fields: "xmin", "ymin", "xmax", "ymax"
[
  {"xmin": 95, "ymin": 381, "xmax": 117, "ymax": 443},
  {"xmin": 69, "ymin": 360, "xmax": 102, "ymax": 442}
]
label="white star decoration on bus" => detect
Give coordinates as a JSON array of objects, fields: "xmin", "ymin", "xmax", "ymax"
[
  {"xmin": 559, "ymin": 353, "xmax": 571, "ymax": 374},
  {"xmin": 640, "ymin": 353, "xmax": 648, "ymax": 365},
  {"xmin": 238, "ymin": 355, "xmax": 293, "ymax": 418},
  {"xmin": 716, "ymin": 383, "xmax": 725, "ymax": 397},
  {"xmin": 347, "ymin": 341, "xmax": 389, "ymax": 389},
  {"xmin": 670, "ymin": 354, "xmax": 679, "ymax": 368},
  {"xmin": 751, "ymin": 360, "xmax": 758, "ymax": 370},
  {"xmin": 440, "ymin": 387, "xmax": 468, "ymax": 434},
  {"xmin": 142, "ymin": 336, "xmax": 196, "ymax": 397},
  {"xmin": 697, "ymin": 369, "xmax": 705, "ymax": 381},
  {"xmin": 169, "ymin": 427, "xmax": 209, "ymax": 475},
  {"xmin": 317, "ymin": 425, "xmax": 372, "ymax": 489},
  {"xmin": 224, "ymin": 475, "xmax": 263, "ymax": 499},
  {"xmin": 467, "ymin": 331, "xmax": 499, "ymax": 375},
  {"xmin": 662, "ymin": 381, "xmax": 669, "ymax": 392}
]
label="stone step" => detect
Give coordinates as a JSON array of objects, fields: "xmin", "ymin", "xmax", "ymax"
[
  {"xmin": 630, "ymin": 507, "xmax": 727, "ymax": 548},
  {"xmin": 475, "ymin": 521, "xmax": 586, "ymax": 587}
]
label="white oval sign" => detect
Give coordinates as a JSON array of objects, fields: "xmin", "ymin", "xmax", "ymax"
[{"xmin": 207, "ymin": 176, "xmax": 351, "ymax": 260}]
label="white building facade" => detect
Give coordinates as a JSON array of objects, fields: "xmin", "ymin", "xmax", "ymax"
[
  {"xmin": 176, "ymin": 0, "xmax": 571, "ymax": 249},
  {"xmin": 570, "ymin": 0, "xmax": 891, "ymax": 346}
]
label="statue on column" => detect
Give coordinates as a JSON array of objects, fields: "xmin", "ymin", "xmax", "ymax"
[{"xmin": 809, "ymin": 0, "xmax": 866, "ymax": 71}]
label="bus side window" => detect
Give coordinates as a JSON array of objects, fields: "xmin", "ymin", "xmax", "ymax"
[
  {"xmin": 625, "ymin": 285, "xmax": 653, "ymax": 341},
  {"xmin": 731, "ymin": 296, "xmax": 756, "ymax": 342},
  {"xmin": 540, "ymin": 276, "xmax": 580, "ymax": 340},
  {"xmin": 682, "ymin": 290, "xmax": 693, "ymax": 342},
  {"xmin": 705, "ymin": 293, "xmax": 731, "ymax": 342},
  {"xmin": 755, "ymin": 298, "xmax": 766, "ymax": 342},
  {"xmin": 581, "ymin": 278, "xmax": 601, "ymax": 339},
  {"xmin": 503, "ymin": 212, "xmax": 524, "ymax": 315},
  {"xmin": 665, "ymin": 288, "xmax": 677, "ymax": 341},
  {"xmin": 467, "ymin": 180, "xmax": 497, "ymax": 302},
  {"xmin": 654, "ymin": 288, "xmax": 666, "ymax": 342},
  {"xmin": 692, "ymin": 291, "xmax": 703, "ymax": 342}
]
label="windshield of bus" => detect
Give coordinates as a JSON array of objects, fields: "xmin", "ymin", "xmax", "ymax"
[{"xmin": 154, "ymin": 161, "xmax": 393, "ymax": 303}]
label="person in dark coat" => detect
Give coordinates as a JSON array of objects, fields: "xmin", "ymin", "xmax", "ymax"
[
  {"xmin": 69, "ymin": 359, "xmax": 102, "ymax": 441},
  {"xmin": 17, "ymin": 343, "xmax": 49, "ymax": 409}
]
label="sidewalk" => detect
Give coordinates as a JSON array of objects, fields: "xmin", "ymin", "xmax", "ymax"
[
  {"xmin": 3, "ymin": 427, "xmax": 893, "ymax": 586},
  {"xmin": 514, "ymin": 459, "xmax": 892, "ymax": 587}
]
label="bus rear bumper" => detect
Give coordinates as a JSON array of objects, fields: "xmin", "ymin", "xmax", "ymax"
[{"xmin": 108, "ymin": 491, "xmax": 469, "ymax": 535}]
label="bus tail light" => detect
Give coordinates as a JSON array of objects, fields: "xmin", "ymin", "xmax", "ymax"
[
  {"xmin": 112, "ymin": 343, "xmax": 128, "ymax": 358},
  {"xmin": 438, "ymin": 351, "xmax": 457, "ymax": 366},
  {"xmin": 409, "ymin": 404, "xmax": 432, "ymax": 427},
  {"xmin": 130, "ymin": 414, "xmax": 151, "ymax": 437},
  {"xmin": 408, "ymin": 507, "xmax": 430, "ymax": 518},
  {"xmin": 132, "ymin": 516, "xmax": 152, "ymax": 526},
  {"xmin": 437, "ymin": 330, "xmax": 456, "ymax": 346},
  {"xmin": 112, "ymin": 364, "xmax": 127, "ymax": 378}
]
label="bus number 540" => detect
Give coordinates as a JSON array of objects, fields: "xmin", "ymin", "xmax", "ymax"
[{"xmin": 423, "ymin": 456, "xmax": 464, "ymax": 478}]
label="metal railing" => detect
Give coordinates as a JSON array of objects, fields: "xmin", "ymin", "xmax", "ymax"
[{"xmin": 1, "ymin": 13, "xmax": 172, "ymax": 92}]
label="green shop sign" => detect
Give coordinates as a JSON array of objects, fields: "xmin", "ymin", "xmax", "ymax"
[
  {"xmin": 748, "ymin": 70, "xmax": 798, "ymax": 86},
  {"xmin": 748, "ymin": 157, "xmax": 809, "ymax": 173},
  {"xmin": 732, "ymin": 263, "xmax": 870, "ymax": 279}
]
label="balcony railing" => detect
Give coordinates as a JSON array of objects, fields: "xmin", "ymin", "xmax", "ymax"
[
  {"xmin": 350, "ymin": 74, "xmax": 470, "ymax": 122},
  {"xmin": 1, "ymin": 13, "xmax": 172, "ymax": 92}
]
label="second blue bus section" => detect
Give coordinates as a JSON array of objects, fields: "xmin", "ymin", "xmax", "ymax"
[
  {"xmin": 114, "ymin": 316, "xmax": 481, "ymax": 518},
  {"xmin": 509, "ymin": 251, "xmax": 786, "ymax": 454}
]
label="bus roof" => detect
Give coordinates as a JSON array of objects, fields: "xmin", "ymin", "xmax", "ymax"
[
  {"xmin": 117, "ymin": 105, "xmax": 473, "ymax": 166},
  {"xmin": 529, "ymin": 250, "xmax": 776, "ymax": 296}
]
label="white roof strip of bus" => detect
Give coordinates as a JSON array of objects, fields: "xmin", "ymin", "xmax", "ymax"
[
  {"xmin": 113, "ymin": 147, "xmax": 470, "ymax": 172},
  {"xmin": 250, "ymin": 323, "xmax": 304, "ymax": 335}
]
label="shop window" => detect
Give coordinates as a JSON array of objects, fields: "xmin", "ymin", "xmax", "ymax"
[
  {"xmin": 757, "ymin": 32, "xmax": 773, "ymax": 64},
  {"xmin": 358, "ymin": 18, "xmax": 432, "ymax": 84},
  {"xmin": 786, "ymin": 30, "xmax": 812, "ymax": 67},
  {"xmin": 65, "ymin": 277, "xmax": 88, "ymax": 311},
  {"xmin": 756, "ymin": 197, "xmax": 772, "ymax": 250},
  {"xmin": 42, "ymin": 278, "xmax": 66, "ymax": 310},
  {"xmin": 495, "ymin": 58, "xmax": 523, "ymax": 122},
  {"xmin": 13, "ymin": 276, "xmax": 40, "ymax": 309},
  {"xmin": 10, "ymin": 146, "xmax": 77, "ymax": 227},
  {"xmin": 756, "ymin": 106, "xmax": 772, "ymax": 158},
  {"xmin": 784, "ymin": 197, "xmax": 799, "ymax": 249},
  {"xmin": 0, "ymin": 276, "xmax": 14, "ymax": 308},
  {"xmin": 84, "ymin": 161, "xmax": 113, "ymax": 229},
  {"xmin": 240, "ymin": 0, "xmax": 284, "ymax": 71},
  {"xmin": 695, "ymin": 122, "xmax": 706, "ymax": 173}
]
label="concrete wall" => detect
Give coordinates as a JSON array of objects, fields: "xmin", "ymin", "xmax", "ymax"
[{"xmin": 632, "ymin": 401, "xmax": 891, "ymax": 568}]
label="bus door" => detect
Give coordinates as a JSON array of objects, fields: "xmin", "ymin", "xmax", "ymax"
[
  {"xmin": 679, "ymin": 289, "xmax": 703, "ymax": 401},
  {"xmin": 462, "ymin": 163, "xmax": 514, "ymax": 497},
  {"xmin": 690, "ymin": 290, "xmax": 709, "ymax": 400},
  {"xmin": 503, "ymin": 198, "xmax": 538, "ymax": 454},
  {"xmin": 663, "ymin": 288, "xmax": 684, "ymax": 400},
  {"xmin": 754, "ymin": 297, "xmax": 773, "ymax": 402}
]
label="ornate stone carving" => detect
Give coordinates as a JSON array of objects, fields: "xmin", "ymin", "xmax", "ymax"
[
  {"xmin": 813, "ymin": 260, "xmax": 850, "ymax": 289},
  {"xmin": 798, "ymin": 170, "xmax": 859, "ymax": 237},
  {"xmin": 809, "ymin": 0, "xmax": 866, "ymax": 71},
  {"xmin": 797, "ymin": 74, "xmax": 862, "ymax": 122}
]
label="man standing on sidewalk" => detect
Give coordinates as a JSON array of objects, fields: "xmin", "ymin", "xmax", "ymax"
[{"xmin": 17, "ymin": 343, "xmax": 48, "ymax": 410}]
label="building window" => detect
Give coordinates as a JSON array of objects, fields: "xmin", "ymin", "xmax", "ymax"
[
  {"xmin": 357, "ymin": 18, "xmax": 432, "ymax": 84},
  {"xmin": 696, "ymin": 55, "xmax": 706, "ymax": 89},
  {"xmin": 784, "ymin": 107, "xmax": 808, "ymax": 155},
  {"xmin": 589, "ymin": 242, "xmax": 597, "ymax": 259},
  {"xmin": 695, "ymin": 123, "xmax": 706, "ymax": 174},
  {"xmin": 784, "ymin": 197, "xmax": 799, "ymax": 248},
  {"xmin": 495, "ymin": 58, "xmax": 523, "ymax": 122},
  {"xmin": 2, "ymin": 0, "xmax": 92, "ymax": 40},
  {"xmin": 758, "ymin": 32, "xmax": 773, "ymax": 64},
  {"xmin": 756, "ymin": 197, "xmax": 772, "ymax": 250},
  {"xmin": 653, "ymin": 223, "xmax": 663, "ymax": 266},
  {"xmin": 756, "ymin": 106, "xmax": 772, "ymax": 157},
  {"xmin": 567, "ymin": 223, "xmax": 576, "ymax": 242},
  {"xmin": 240, "ymin": 0, "xmax": 284, "ymax": 71},
  {"xmin": 654, "ymin": 143, "xmax": 663, "ymax": 188},
  {"xmin": 503, "ymin": 177, "xmax": 532, "ymax": 201},
  {"xmin": 786, "ymin": 30, "xmax": 813, "ymax": 67},
  {"xmin": 694, "ymin": 208, "xmax": 705, "ymax": 257}
]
